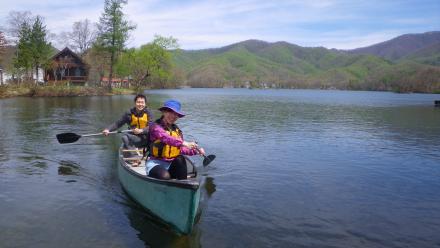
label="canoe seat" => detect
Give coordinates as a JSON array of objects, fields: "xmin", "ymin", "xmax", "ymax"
[
  {"xmin": 122, "ymin": 157, "xmax": 145, "ymax": 161},
  {"xmin": 123, "ymin": 155, "xmax": 197, "ymax": 178},
  {"xmin": 187, "ymin": 173, "xmax": 197, "ymax": 178},
  {"xmin": 122, "ymin": 147, "xmax": 149, "ymax": 159},
  {"xmin": 129, "ymin": 161, "xmax": 147, "ymax": 176}
]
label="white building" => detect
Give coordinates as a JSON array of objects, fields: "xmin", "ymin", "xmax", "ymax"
[{"xmin": 0, "ymin": 68, "xmax": 44, "ymax": 85}]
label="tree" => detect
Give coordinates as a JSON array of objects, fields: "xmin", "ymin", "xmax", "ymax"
[
  {"xmin": 0, "ymin": 31, "xmax": 7, "ymax": 60},
  {"xmin": 95, "ymin": 0, "xmax": 135, "ymax": 89},
  {"xmin": 0, "ymin": 31, "xmax": 7, "ymax": 85},
  {"xmin": 13, "ymin": 16, "xmax": 52, "ymax": 83},
  {"xmin": 29, "ymin": 16, "xmax": 52, "ymax": 82},
  {"xmin": 151, "ymin": 35, "xmax": 179, "ymax": 50},
  {"xmin": 83, "ymin": 47, "xmax": 111, "ymax": 86},
  {"xmin": 59, "ymin": 19, "xmax": 97, "ymax": 55},
  {"xmin": 5, "ymin": 11, "xmax": 34, "ymax": 83},
  {"xmin": 115, "ymin": 36, "xmax": 178, "ymax": 90},
  {"xmin": 15, "ymin": 21, "xmax": 33, "ymax": 81},
  {"xmin": 6, "ymin": 11, "xmax": 33, "ymax": 44}
]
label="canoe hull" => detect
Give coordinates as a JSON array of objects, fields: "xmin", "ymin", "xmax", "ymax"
[{"xmin": 118, "ymin": 155, "xmax": 201, "ymax": 234}]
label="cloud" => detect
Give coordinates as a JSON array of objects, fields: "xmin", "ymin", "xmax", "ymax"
[
  {"xmin": 1, "ymin": 0, "xmax": 438, "ymax": 50},
  {"xmin": 125, "ymin": 0, "xmax": 365, "ymax": 48}
]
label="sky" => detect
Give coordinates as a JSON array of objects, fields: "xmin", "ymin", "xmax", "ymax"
[{"xmin": 0, "ymin": 0, "xmax": 439, "ymax": 50}]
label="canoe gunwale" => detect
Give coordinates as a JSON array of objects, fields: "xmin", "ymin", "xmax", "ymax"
[{"xmin": 118, "ymin": 154, "xmax": 200, "ymax": 191}]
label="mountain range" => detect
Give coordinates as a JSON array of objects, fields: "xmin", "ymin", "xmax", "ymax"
[{"xmin": 172, "ymin": 31, "xmax": 440, "ymax": 93}]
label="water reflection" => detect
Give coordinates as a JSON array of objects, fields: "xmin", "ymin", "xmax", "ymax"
[
  {"xmin": 204, "ymin": 177, "xmax": 216, "ymax": 198},
  {"xmin": 125, "ymin": 196, "xmax": 202, "ymax": 248},
  {"xmin": 119, "ymin": 168, "xmax": 213, "ymax": 247},
  {"xmin": 12, "ymin": 154, "xmax": 51, "ymax": 175},
  {"xmin": 58, "ymin": 160, "xmax": 81, "ymax": 176},
  {"xmin": 0, "ymin": 129, "xmax": 9, "ymax": 163}
]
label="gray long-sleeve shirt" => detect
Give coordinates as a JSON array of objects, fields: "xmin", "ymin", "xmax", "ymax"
[{"xmin": 106, "ymin": 107, "xmax": 154, "ymax": 135}]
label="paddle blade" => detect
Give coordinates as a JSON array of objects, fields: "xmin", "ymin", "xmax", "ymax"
[
  {"xmin": 203, "ymin": 154, "xmax": 216, "ymax": 166},
  {"xmin": 56, "ymin": 133, "xmax": 82, "ymax": 144}
]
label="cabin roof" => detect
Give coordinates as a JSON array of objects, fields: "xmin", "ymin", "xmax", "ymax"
[{"xmin": 50, "ymin": 47, "xmax": 86, "ymax": 65}]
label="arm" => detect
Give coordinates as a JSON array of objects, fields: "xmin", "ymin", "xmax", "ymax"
[
  {"xmin": 180, "ymin": 146, "xmax": 199, "ymax": 156},
  {"xmin": 150, "ymin": 123, "xmax": 184, "ymax": 147},
  {"xmin": 103, "ymin": 112, "xmax": 130, "ymax": 135},
  {"xmin": 141, "ymin": 109, "xmax": 154, "ymax": 134},
  {"xmin": 178, "ymin": 130, "xmax": 200, "ymax": 156},
  {"xmin": 149, "ymin": 123, "xmax": 197, "ymax": 149}
]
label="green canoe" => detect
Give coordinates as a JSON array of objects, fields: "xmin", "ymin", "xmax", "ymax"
[{"xmin": 118, "ymin": 148, "xmax": 201, "ymax": 234}]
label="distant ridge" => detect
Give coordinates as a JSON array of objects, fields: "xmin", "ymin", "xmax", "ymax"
[
  {"xmin": 346, "ymin": 31, "xmax": 440, "ymax": 60},
  {"xmin": 172, "ymin": 31, "xmax": 440, "ymax": 93}
]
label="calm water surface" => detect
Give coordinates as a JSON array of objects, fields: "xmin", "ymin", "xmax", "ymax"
[{"xmin": 1, "ymin": 89, "xmax": 439, "ymax": 248}]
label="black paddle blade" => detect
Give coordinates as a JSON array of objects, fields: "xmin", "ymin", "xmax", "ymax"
[
  {"xmin": 56, "ymin": 133, "xmax": 82, "ymax": 144},
  {"xmin": 203, "ymin": 155, "xmax": 216, "ymax": 166}
]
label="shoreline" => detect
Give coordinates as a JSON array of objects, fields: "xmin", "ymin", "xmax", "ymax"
[
  {"xmin": 0, "ymin": 85, "xmax": 137, "ymax": 99},
  {"xmin": 1, "ymin": 85, "xmax": 439, "ymax": 99}
]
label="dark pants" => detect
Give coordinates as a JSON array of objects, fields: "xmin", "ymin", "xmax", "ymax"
[
  {"xmin": 148, "ymin": 155, "xmax": 187, "ymax": 180},
  {"xmin": 121, "ymin": 133, "xmax": 148, "ymax": 156}
]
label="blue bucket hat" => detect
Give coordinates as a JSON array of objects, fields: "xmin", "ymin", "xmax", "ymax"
[{"xmin": 159, "ymin": 99, "xmax": 185, "ymax": 117}]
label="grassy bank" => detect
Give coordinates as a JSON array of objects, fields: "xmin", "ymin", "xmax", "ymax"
[{"xmin": 0, "ymin": 84, "xmax": 137, "ymax": 98}]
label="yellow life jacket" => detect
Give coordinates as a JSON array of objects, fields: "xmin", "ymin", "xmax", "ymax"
[
  {"xmin": 130, "ymin": 109, "xmax": 149, "ymax": 129},
  {"xmin": 151, "ymin": 120, "xmax": 182, "ymax": 159}
]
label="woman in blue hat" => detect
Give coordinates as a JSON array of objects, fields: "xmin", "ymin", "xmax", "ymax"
[{"xmin": 147, "ymin": 99, "xmax": 205, "ymax": 179}]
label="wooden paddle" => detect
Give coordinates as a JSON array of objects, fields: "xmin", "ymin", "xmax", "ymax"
[{"xmin": 56, "ymin": 130, "xmax": 131, "ymax": 144}]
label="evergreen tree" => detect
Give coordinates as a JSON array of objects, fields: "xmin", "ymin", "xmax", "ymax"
[
  {"xmin": 29, "ymin": 16, "xmax": 52, "ymax": 82},
  {"xmin": 15, "ymin": 21, "xmax": 33, "ymax": 81},
  {"xmin": 0, "ymin": 31, "xmax": 7, "ymax": 62},
  {"xmin": 13, "ymin": 16, "xmax": 51, "ymax": 83},
  {"xmin": 0, "ymin": 31, "xmax": 6, "ymax": 85},
  {"xmin": 95, "ymin": 0, "xmax": 135, "ymax": 89}
]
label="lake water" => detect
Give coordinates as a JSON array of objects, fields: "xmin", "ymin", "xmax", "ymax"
[{"xmin": 0, "ymin": 89, "xmax": 439, "ymax": 248}]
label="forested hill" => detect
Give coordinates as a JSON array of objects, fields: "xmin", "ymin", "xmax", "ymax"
[
  {"xmin": 347, "ymin": 31, "xmax": 440, "ymax": 61},
  {"xmin": 172, "ymin": 32, "xmax": 440, "ymax": 93}
]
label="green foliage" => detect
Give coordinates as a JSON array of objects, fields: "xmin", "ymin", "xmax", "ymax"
[
  {"xmin": 115, "ymin": 36, "xmax": 178, "ymax": 90},
  {"xmin": 0, "ymin": 84, "xmax": 32, "ymax": 98},
  {"xmin": 348, "ymin": 31, "xmax": 440, "ymax": 61},
  {"xmin": 403, "ymin": 43, "xmax": 440, "ymax": 66},
  {"xmin": 152, "ymin": 35, "xmax": 179, "ymax": 50},
  {"xmin": 172, "ymin": 40, "xmax": 440, "ymax": 92},
  {"xmin": 96, "ymin": 0, "xmax": 135, "ymax": 53},
  {"xmin": 12, "ymin": 16, "xmax": 52, "ymax": 82},
  {"xmin": 0, "ymin": 31, "xmax": 7, "ymax": 64},
  {"xmin": 15, "ymin": 21, "xmax": 33, "ymax": 72},
  {"xmin": 82, "ymin": 47, "xmax": 111, "ymax": 86},
  {"xmin": 95, "ymin": 0, "xmax": 136, "ymax": 88},
  {"xmin": 30, "ymin": 16, "xmax": 52, "ymax": 80}
]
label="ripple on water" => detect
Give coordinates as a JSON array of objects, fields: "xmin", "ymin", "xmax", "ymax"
[{"xmin": 2, "ymin": 90, "xmax": 440, "ymax": 247}]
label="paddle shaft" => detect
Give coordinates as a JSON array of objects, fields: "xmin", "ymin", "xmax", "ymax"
[
  {"xmin": 83, "ymin": 130, "xmax": 131, "ymax": 137},
  {"xmin": 56, "ymin": 129, "xmax": 133, "ymax": 144},
  {"xmin": 195, "ymin": 147, "xmax": 206, "ymax": 158}
]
